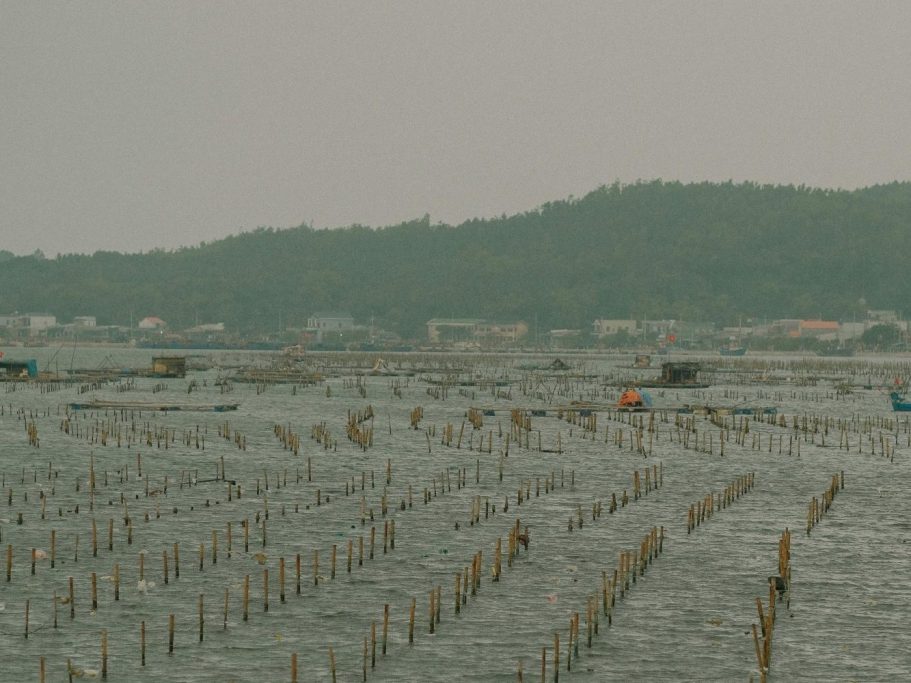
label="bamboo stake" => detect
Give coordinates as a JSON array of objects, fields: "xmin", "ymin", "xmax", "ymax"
[
  {"xmin": 101, "ymin": 629, "xmax": 108, "ymax": 679},
  {"xmin": 382, "ymin": 603, "xmax": 389, "ymax": 656}
]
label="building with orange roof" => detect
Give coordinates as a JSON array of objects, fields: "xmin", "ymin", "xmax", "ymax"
[{"xmin": 799, "ymin": 320, "xmax": 840, "ymax": 340}]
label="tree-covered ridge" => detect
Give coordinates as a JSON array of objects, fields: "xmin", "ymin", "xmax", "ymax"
[{"xmin": 1, "ymin": 180, "xmax": 907, "ymax": 337}]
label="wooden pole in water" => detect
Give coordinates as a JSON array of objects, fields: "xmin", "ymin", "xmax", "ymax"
[
  {"xmin": 291, "ymin": 653, "xmax": 298, "ymax": 683},
  {"xmin": 554, "ymin": 633, "xmax": 560, "ymax": 682},
  {"xmin": 168, "ymin": 613, "xmax": 175, "ymax": 654},
  {"xmin": 382, "ymin": 603, "xmax": 389, "ymax": 655},
  {"xmin": 436, "ymin": 585, "xmax": 442, "ymax": 625},
  {"xmin": 409, "ymin": 597, "xmax": 416, "ymax": 643},
  {"xmin": 328, "ymin": 647, "xmax": 337, "ymax": 683},
  {"xmin": 198, "ymin": 594, "xmax": 204, "ymax": 642},
  {"xmin": 751, "ymin": 623, "xmax": 765, "ymax": 681},
  {"xmin": 371, "ymin": 620, "xmax": 377, "ymax": 669},
  {"xmin": 102, "ymin": 629, "xmax": 108, "ymax": 679},
  {"xmin": 243, "ymin": 575, "xmax": 249, "ymax": 621},
  {"xmin": 455, "ymin": 573, "xmax": 461, "ymax": 614}
]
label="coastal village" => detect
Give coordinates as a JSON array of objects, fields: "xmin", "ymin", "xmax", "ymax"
[{"xmin": 0, "ymin": 309, "xmax": 906, "ymax": 353}]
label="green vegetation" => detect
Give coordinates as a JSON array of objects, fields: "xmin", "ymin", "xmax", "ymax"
[
  {"xmin": 860, "ymin": 323, "xmax": 902, "ymax": 350},
  {"xmin": 0, "ymin": 180, "xmax": 907, "ymax": 337}
]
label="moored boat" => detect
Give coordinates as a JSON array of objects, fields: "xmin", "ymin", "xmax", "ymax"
[{"xmin": 68, "ymin": 400, "xmax": 239, "ymax": 412}]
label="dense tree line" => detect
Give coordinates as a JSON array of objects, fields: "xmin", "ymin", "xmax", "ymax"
[{"xmin": 1, "ymin": 180, "xmax": 907, "ymax": 337}]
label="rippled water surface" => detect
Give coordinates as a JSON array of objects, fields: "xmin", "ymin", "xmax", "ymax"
[{"xmin": 0, "ymin": 348, "xmax": 909, "ymax": 682}]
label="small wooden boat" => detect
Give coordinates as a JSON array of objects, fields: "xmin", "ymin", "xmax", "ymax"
[
  {"xmin": 68, "ymin": 400, "xmax": 239, "ymax": 412},
  {"xmin": 890, "ymin": 392, "xmax": 911, "ymax": 411}
]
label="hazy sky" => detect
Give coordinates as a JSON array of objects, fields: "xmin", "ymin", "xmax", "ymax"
[{"xmin": 2, "ymin": 2, "xmax": 910, "ymax": 256}]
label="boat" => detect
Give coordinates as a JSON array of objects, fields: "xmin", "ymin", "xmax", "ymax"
[
  {"xmin": 721, "ymin": 320, "xmax": 747, "ymax": 356},
  {"xmin": 68, "ymin": 400, "xmax": 239, "ymax": 412},
  {"xmin": 890, "ymin": 392, "xmax": 911, "ymax": 411},
  {"xmin": 617, "ymin": 388, "xmax": 653, "ymax": 410}
]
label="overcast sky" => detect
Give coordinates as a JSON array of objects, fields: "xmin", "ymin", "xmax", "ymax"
[{"xmin": 2, "ymin": 1, "xmax": 910, "ymax": 256}]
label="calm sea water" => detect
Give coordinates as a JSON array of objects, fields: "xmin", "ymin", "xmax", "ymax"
[{"xmin": 0, "ymin": 347, "xmax": 908, "ymax": 682}]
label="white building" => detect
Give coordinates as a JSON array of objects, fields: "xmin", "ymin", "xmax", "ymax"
[
  {"xmin": 73, "ymin": 316, "xmax": 97, "ymax": 328},
  {"xmin": 0, "ymin": 313, "xmax": 23, "ymax": 328},
  {"xmin": 138, "ymin": 316, "xmax": 167, "ymax": 330},
  {"xmin": 592, "ymin": 319, "xmax": 638, "ymax": 337},
  {"xmin": 307, "ymin": 312, "xmax": 355, "ymax": 342},
  {"xmin": 25, "ymin": 313, "xmax": 56, "ymax": 333}
]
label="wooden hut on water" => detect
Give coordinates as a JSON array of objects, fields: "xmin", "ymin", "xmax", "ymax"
[
  {"xmin": 661, "ymin": 361, "xmax": 700, "ymax": 384},
  {"xmin": 151, "ymin": 356, "xmax": 186, "ymax": 378},
  {"xmin": 639, "ymin": 361, "xmax": 707, "ymax": 388}
]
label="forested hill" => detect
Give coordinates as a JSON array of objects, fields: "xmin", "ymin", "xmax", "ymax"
[{"xmin": 2, "ymin": 180, "xmax": 908, "ymax": 336}]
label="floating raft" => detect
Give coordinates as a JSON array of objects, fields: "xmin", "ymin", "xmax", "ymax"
[
  {"xmin": 636, "ymin": 380, "xmax": 711, "ymax": 389},
  {"xmin": 231, "ymin": 369, "xmax": 323, "ymax": 384},
  {"xmin": 68, "ymin": 400, "xmax": 239, "ymax": 412}
]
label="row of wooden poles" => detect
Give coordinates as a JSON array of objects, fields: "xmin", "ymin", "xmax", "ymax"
[
  {"xmin": 33, "ymin": 611, "xmax": 326, "ymax": 681},
  {"xmin": 20, "ymin": 520, "xmax": 400, "ymax": 681},
  {"xmin": 438, "ymin": 421, "xmax": 495, "ymax": 452},
  {"xmin": 751, "ymin": 528, "xmax": 791, "ymax": 683},
  {"xmin": 60, "ymin": 415, "xmax": 212, "ymax": 450},
  {"xmin": 349, "ymin": 517, "xmax": 529, "ymax": 681},
  {"xmin": 6, "ymin": 422, "xmax": 578, "ymax": 577},
  {"xmin": 346, "ymin": 405, "xmax": 375, "ymax": 450},
  {"xmin": 525, "ymin": 525, "xmax": 665, "ymax": 682},
  {"xmin": 3, "ymin": 446, "xmax": 569, "ymax": 542},
  {"xmin": 568, "ymin": 464, "xmax": 663, "ymax": 533},
  {"xmin": 686, "ymin": 472, "xmax": 755, "ymax": 533},
  {"xmin": 6, "ymin": 507, "xmax": 396, "ymax": 583},
  {"xmin": 806, "ymin": 471, "xmax": 844, "ymax": 535}
]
